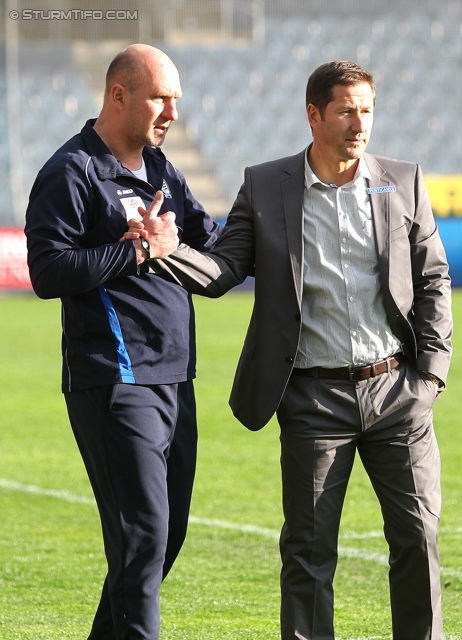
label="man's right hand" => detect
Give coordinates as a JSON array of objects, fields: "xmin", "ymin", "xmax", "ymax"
[{"xmin": 123, "ymin": 191, "xmax": 179, "ymax": 263}]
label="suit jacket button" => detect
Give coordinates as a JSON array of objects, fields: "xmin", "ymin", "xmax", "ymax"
[{"xmin": 285, "ymin": 356, "xmax": 294, "ymax": 364}]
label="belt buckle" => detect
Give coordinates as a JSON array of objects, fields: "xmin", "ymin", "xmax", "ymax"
[{"xmin": 348, "ymin": 365, "xmax": 355, "ymax": 381}]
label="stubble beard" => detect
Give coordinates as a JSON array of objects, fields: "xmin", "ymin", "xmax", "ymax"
[
  {"xmin": 342, "ymin": 140, "xmax": 367, "ymax": 161},
  {"xmin": 151, "ymin": 126, "xmax": 169, "ymax": 148},
  {"xmin": 137, "ymin": 129, "xmax": 167, "ymax": 149}
]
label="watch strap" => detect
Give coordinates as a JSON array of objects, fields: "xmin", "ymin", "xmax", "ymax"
[{"xmin": 140, "ymin": 236, "xmax": 150, "ymax": 260}]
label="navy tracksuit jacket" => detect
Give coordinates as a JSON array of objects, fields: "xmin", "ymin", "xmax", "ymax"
[{"xmin": 25, "ymin": 119, "xmax": 222, "ymax": 392}]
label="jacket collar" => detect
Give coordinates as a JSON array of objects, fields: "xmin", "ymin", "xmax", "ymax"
[
  {"xmin": 363, "ymin": 153, "xmax": 387, "ymax": 180},
  {"xmin": 283, "ymin": 148, "xmax": 307, "ymax": 177},
  {"xmin": 80, "ymin": 119, "xmax": 166, "ymax": 183},
  {"xmin": 281, "ymin": 149, "xmax": 306, "ymax": 306},
  {"xmin": 363, "ymin": 152, "xmax": 392, "ymax": 287}
]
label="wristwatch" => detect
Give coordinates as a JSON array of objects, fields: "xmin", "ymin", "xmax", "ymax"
[{"xmin": 140, "ymin": 237, "xmax": 151, "ymax": 260}]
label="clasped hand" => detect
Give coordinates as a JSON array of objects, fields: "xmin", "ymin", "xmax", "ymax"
[{"xmin": 120, "ymin": 190, "xmax": 179, "ymax": 262}]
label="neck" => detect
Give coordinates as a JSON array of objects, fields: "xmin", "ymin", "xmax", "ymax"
[
  {"xmin": 307, "ymin": 145, "xmax": 360, "ymax": 187},
  {"xmin": 93, "ymin": 117, "xmax": 143, "ymax": 171}
]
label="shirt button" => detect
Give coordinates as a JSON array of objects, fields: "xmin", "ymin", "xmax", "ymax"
[
  {"xmin": 285, "ymin": 356, "xmax": 294, "ymax": 364},
  {"xmin": 352, "ymin": 331, "xmax": 357, "ymax": 336},
  {"xmin": 342, "ymin": 238, "xmax": 347, "ymax": 243},
  {"xmin": 344, "ymin": 264, "xmax": 349, "ymax": 268},
  {"xmin": 349, "ymin": 296, "xmax": 355, "ymax": 301}
]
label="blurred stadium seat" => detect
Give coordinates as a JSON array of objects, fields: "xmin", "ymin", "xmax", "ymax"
[{"xmin": 0, "ymin": 42, "xmax": 95, "ymax": 225}]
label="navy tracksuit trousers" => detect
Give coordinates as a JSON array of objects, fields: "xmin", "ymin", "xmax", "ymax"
[{"xmin": 65, "ymin": 380, "xmax": 197, "ymax": 640}]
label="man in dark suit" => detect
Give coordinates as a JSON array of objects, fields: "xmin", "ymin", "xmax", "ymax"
[{"xmin": 128, "ymin": 61, "xmax": 452, "ymax": 640}]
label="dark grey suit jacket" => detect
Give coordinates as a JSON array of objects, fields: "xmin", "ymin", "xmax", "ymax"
[{"xmin": 153, "ymin": 150, "xmax": 452, "ymax": 431}]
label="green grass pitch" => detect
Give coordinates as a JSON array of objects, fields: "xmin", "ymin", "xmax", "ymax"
[{"xmin": 0, "ymin": 291, "xmax": 461, "ymax": 639}]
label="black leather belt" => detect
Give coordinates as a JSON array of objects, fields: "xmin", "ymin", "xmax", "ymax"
[{"xmin": 292, "ymin": 354, "xmax": 404, "ymax": 382}]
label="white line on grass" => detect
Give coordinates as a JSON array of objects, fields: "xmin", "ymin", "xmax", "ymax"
[
  {"xmin": 0, "ymin": 478, "xmax": 95, "ymax": 504},
  {"xmin": 1, "ymin": 478, "xmax": 462, "ymax": 584},
  {"xmin": 188, "ymin": 515, "xmax": 279, "ymax": 539}
]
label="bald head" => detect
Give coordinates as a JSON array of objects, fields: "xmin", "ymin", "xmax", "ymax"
[
  {"xmin": 105, "ymin": 44, "xmax": 179, "ymax": 96},
  {"xmin": 94, "ymin": 44, "xmax": 182, "ymax": 156}
]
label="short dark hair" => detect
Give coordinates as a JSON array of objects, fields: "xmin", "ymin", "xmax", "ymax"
[{"xmin": 305, "ymin": 61, "xmax": 375, "ymax": 117}]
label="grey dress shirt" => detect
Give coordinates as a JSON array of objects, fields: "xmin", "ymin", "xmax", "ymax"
[{"xmin": 294, "ymin": 152, "xmax": 402, "ymax": 369}]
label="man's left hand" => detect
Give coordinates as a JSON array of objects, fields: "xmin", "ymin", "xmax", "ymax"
[
  {"xmin": 120, "ymin": 190, "xmax": 179, "ymax": 261},
  {"xmin": 424, "ymin": 372, "xmax": 442, "ymax": 398}
]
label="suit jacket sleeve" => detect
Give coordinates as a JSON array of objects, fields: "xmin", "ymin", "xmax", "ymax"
[
  {"xmin": 407, "ymin": 165, "xmax": 452, "ymax": 383},
  {"xmin": 150, "ymin": 168, "xmax": 256, "ymax": 297}
]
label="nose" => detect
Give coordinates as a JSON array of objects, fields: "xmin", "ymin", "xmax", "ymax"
[
  {"xmin": 163, "ymin": 98, "xmax": 179, "ymax": 122},
  {"xmin": 351, "ymin": 111, "xmax": 369, "ymax": 133}
]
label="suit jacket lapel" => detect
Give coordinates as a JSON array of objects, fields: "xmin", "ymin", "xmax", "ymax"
[
  {"xmin": 281, "ymin": 151, "xmax": 305, "ymax": 307},
  {"xmin": 364, "ymin": 154, "xmax": 391, "ymax": 289}
]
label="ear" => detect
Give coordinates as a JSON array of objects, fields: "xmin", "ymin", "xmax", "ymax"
[
  {"xmin": 110, "ymin": 83, "xmax": 127, "ymax": 110},
  {"xmin": 307, "ymin": 103, "xmax": 320, "ymax": 129}
]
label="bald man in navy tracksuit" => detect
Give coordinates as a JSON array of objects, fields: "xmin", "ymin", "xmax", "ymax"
[{"xmin": 25, "ymin": 45, "xmax": 221, "ymax": 640}]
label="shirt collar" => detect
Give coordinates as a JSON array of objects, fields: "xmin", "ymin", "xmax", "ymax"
[{"xmin": 304, "ymin": 146, "xmax": 372, "ymax": 189}]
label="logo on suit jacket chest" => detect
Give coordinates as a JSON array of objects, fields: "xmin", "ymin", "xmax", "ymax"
[{"xmin": 367, "ymin": 186, "xmax": 397, "ymax": 194}]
